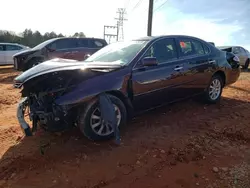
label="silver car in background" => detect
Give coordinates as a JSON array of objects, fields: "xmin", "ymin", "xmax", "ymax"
[
  {"xmin": 0, "ymin": 43, "xmax": 29, "ymax": 65},
  {"xmin": 217, "ymin": 46, "xmax": 250, "ymax": 69}
]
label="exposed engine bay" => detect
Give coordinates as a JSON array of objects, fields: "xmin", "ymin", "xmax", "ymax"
[{"xmin": 15, "ymin": 68, "xmax": 108, "ymax": 135}]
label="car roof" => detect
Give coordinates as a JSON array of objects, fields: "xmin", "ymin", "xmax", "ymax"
[
  {"xmin": 55, "ymin": 37, "xmax": 106, "ymax": 40},
  {"xmin": 0, "ymin": 42, "xmax": 23, "ymax": 46},
  {"xmin": 133, "ymin": 35, "xmax": 208, "ymax": 42}
]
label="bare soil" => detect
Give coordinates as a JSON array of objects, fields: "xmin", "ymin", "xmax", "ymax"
[{"xmin": 0, "ymin": 65, "xmax": 250, "ymax": 188}]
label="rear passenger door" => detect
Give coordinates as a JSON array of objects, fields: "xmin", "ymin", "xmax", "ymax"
[
  {"xmin": 76, "ymin": 39, "xmax": 108, "ymax": 61},
  {"xmin": 5, "ymin": 44, "xmax": 24, "ymax": 64},
  {"xmin": 47, "ymin": 38, "xmax": 78, "ymax": 60},
  {"xmin": 176, "ymin": 37, "xmax": 214, "ymax": 95},
  {"xmin": 75, "ymin": 38, "xmax": 92, "ymax": 60}
]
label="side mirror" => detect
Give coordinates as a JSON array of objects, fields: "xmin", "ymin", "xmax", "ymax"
[
  {"xmin": 84, "ymin": 54, "xmax": 91, "ymax": 60},
  {"xmin": 46, "ymin": 47, "xmax": 56, "ymax": 52},
  {"xmin": 142, "ymin": 57, "xmax": 158, "ymax": 67}
]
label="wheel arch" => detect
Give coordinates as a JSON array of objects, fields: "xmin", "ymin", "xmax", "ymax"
[
  {"xmin": 105, "ymin": 90, "xmax": 134, "ymax": 120},
  {"xmin": 213, "ymin": 70, "xmax": 226, "ymax": 87}
]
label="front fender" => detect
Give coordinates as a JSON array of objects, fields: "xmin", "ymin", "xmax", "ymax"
[{"xmin": 55, "ymin": 73, "xmax": 129, "ymax": 106}]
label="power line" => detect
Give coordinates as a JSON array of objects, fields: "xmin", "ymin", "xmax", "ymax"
[
  {"xmin": 115, "ymin": 8, "xmax": 128, "ymax": 41},
  {"xmin": 154, "ymin": 0, "xmax": 168, "ymax": 12},
  {"xmin": 124, "ymin": 0, "xmax": 131, "ymax": 9},
  {"xmin": 130, "ymin": 0, "xmax": 143, "ymax": 12}
]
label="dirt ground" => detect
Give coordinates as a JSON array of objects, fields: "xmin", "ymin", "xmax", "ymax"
[{"xmin": 0, "ymin": 66, "xmax": 250, "ymax": 188}]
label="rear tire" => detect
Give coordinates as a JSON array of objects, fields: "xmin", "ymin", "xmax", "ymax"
[
  {"xmin": 204, "ymin": 74, "xmax": 223, "ymax": 104},
  {"xmin": 78, "ymin": 94, "xmax": 127, "ymax": 141}
]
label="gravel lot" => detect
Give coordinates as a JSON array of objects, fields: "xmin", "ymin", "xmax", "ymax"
[{"xmin": 0, "ymin": 65, "xmax": 250, "ymax": 188}]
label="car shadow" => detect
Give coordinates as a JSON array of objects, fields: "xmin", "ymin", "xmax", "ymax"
[{"xmin": 0, "ymin": 96, "xmax": 249, "ymax": 180}]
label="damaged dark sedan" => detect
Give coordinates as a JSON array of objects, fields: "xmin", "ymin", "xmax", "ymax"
[{"xmin": 14, "ymin": 35, "xmax": 241, "ymax": 141}]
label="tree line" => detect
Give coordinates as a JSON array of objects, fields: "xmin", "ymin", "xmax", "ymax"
[{"xmin": 0, "ymin": 29, "xmax": 86, "ymax": 48}]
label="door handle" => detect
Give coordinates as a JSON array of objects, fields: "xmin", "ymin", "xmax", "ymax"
[
  {"xmin": 174, "ymin": 66, "xmax": 183, "ymax": 71},
  {"xmin": 71, "ymin": 51, "xmax": 78, "ymax": 53},
  {"xmin": 208, "ymin": 60, "xmax": 216, "ymax": 64},
  {"xmin": 65, "ymin": 52, "xmax": 72, "ymax": 54}
]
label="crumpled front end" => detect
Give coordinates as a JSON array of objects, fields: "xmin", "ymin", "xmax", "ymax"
[{"xmin": 14, "ymin": 69, "xmax": 90, "ymax": 135}]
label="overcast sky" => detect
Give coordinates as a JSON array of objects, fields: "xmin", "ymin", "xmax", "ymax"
[{"xmin": 2, "ymin": 0, "xmax": 250, "ymax": 49}]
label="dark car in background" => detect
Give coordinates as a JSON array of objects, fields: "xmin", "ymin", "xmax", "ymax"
[
  {"xmin": 13, "ymin": 37, "xmax": 108, "ymax": 71},
  {"xmin": 14, "ymin": 35, "xmax": 240, "ymax": 141},
  {"xmin": 217, "ymin": 46, "xmax": 250, "ymax": 69}
]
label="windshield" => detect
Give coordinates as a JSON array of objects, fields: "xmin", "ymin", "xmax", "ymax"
[
  {"xmin": 32, "ymin": 38, "xmax": 58, "ymax": 50},
  {"xmin": 85, "ymin": 40, "xmax": 148, "ymax": 65}
]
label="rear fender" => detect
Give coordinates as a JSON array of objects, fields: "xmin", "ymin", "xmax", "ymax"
[{"xmin": 55, "ymin": 74, "xmax": 129, "ymax": 106}]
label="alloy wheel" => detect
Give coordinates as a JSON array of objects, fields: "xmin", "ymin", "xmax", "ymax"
[
  {"xmin": 90, "ymin": 105, "xmax": 121, "ymax": 136},
  {"xmin": 209, "ymin": 78, "xmax": 221, "ymax": 100}
]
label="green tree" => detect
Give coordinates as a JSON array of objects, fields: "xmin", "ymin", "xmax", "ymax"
[{"xmin": 0, "ymin": 29, "xmax": 86, "ymax": 47}]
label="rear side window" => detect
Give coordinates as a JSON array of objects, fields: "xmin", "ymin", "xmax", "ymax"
[
  {"xmin": 192, "ymin": 40, "xmax": 204, "ymax": 55},
  {"xmin": 178, "ymin": 38, "xmax": 205, "ymax": 57},
  {"xmin": 203, "ymin": 44, "xmax": 210, "ymax": 54},
  {"xmin": 90, "ymin": 39, "xmax": 107, "ymax": 48},
  {"xmin": 49, "ymin": 39, "xmax": 78, "ymax": 50},
  {"xmin": 179, "ymin": 40, "xmax": 192, "ymax": 56},
  {"xmin": 0, "ymin": 45, "xmax": 4, "ymax": 51},
  {"xmin": 179, "ymin": 38, "xmax": 210, "ymax": 57},
  {"xmin": 6, "ymin": 45, "xmax": 23, "ymax": 51},
  {"xmin": 78, "ymin": 39, "xmax": 89, "ymax": 48}
]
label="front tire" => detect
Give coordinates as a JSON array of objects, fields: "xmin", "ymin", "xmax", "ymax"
[
  {"xmin": 204, "ymin": 74, "xmax": 223, "ymax": 104},
  {"xmin": 78, "ymin": 94, "xmax": 127, "ymax": 141}
]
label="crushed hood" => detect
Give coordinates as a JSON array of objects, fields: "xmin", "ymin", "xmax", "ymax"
[{"xmin": 14, "ymin": 58, "xmax": 123, "ymax": 84}]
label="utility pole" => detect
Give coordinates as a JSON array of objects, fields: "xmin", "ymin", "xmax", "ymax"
[
  {"xmin": 103, "ymin": 25, "xmax": 118, "ymax": 44},
  {"xmin": 115, "ymin": 8, "xmax": 127, "ymax": 41},
  {"xmin": 147, "ymin": 0, "xmax": 154, "ymax": 36}
]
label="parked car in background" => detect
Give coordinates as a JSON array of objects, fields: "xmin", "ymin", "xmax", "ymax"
[
  {"xmin": 14, "ymin": 35, "xmax": 240, "ymax": 141},
  {"xmin": 217, "ymin": 46, "xmax": 250, "ymax": 69},
  {"xmin": 13, "ymin": 37, "xmax": 108, "ymax": 71},
  {"xmin": 0, "ymin": 43, "xmax": 29, "ymax": 65}
]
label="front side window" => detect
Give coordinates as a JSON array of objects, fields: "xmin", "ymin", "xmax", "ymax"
[
  {"xmin": 0, "ymin": 45, "xmax": 4, "ymax": 51},
  {"xmin": 85, "ymin": 40, "xmax": 148, "ymax": 65},
  {"xmin": 6, "ymin": 45, "xmax": 22, "ymax": 51},
  {"xmin": 143, "ymin": 38, "xmax": 177, "ymax": 64}
]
